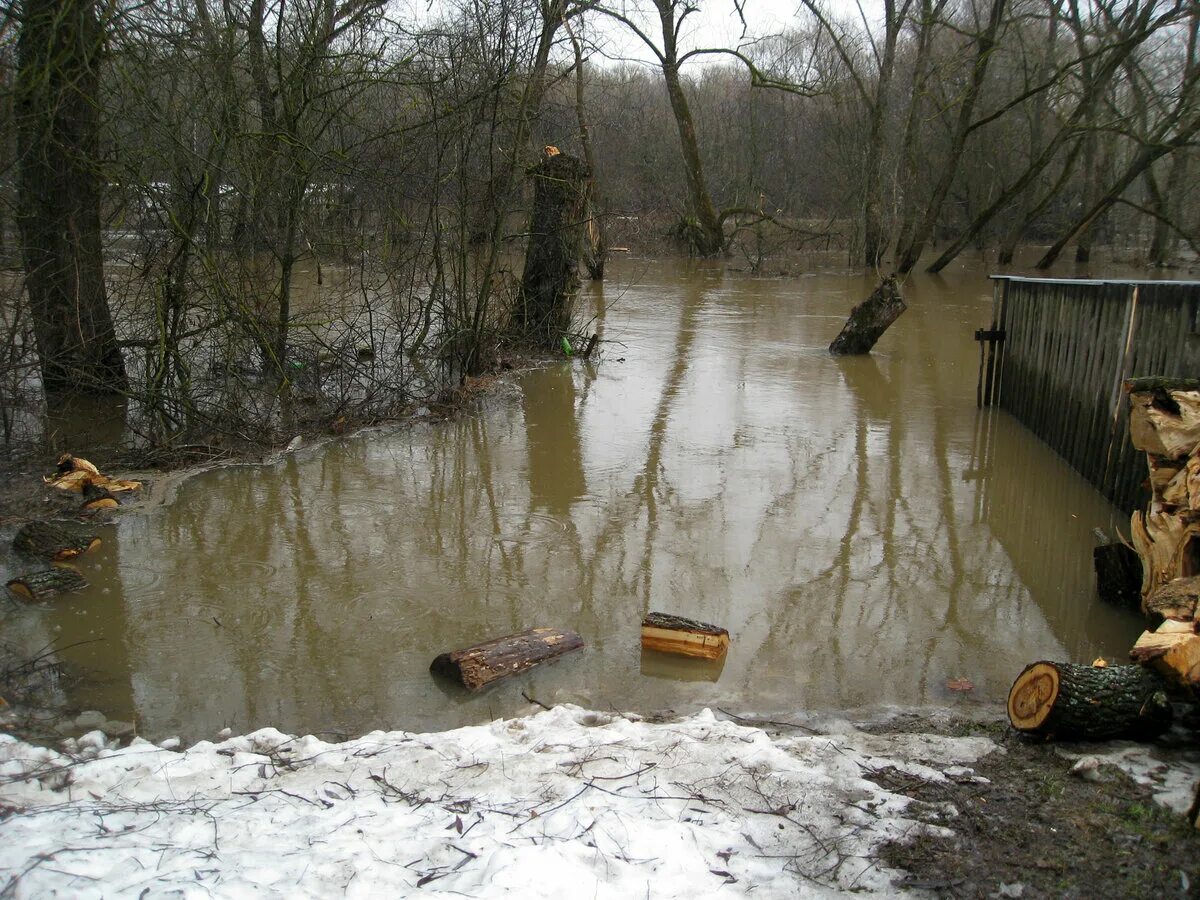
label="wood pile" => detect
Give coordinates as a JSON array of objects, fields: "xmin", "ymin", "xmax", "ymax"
[{"xmin": 1124, "ymin": 378, "xmax": 1200, "ymax": 692}]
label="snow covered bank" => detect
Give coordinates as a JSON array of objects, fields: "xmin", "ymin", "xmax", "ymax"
[{"xmin": 0, "ymin": 706, "xmax": 997, "ymax": 897}]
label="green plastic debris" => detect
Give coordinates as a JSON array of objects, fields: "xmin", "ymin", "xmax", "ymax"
[{"xmin": 560, "ymin": 336, "xmax": 573, "ymax": 357}]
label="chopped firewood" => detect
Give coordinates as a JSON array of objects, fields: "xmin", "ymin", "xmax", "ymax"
[
  {"xmin": 1144, "ymin": 576, "xmax": 1200, "ymax": 622},
  {"xmin": 1127, "ymin": 384, "xmax": 1200, "ymax": 459},
  {"xmin": 1007, "ymin": 661, "xmax": 1173, "ymax": 740},
  {"xmin": 430, "ymin": 627, "xmax": 584, "ymax": 691},
  {"xmin": 44, "ymin": 452, "xmax": 141, "ymax": 493},
  {"xmin": 6, "ymin": 567, "xmax": 89, "ymax": 601},
  {"xmin": 12, "ymin": 521, "xmax": 101, "ymax": 560},
  {"xmin": 641, "ymin": 612, "xmax": 730, "ymax": 660},
  {"xmin": 1130, "ymin": 620, "xmax": 1200, "ymax": 689},
  {"xmin": 81, "ymin": 482, "xmax": 119, "ymax": 511}
]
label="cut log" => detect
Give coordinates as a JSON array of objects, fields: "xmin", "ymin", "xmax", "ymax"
[
  {"xmin": 1144, "ymin": 575, "xmax": 1200, "ymax": 621},
  {"xmin": 1127, "ymin": 385, "xmax": 1200, "ymax": 459},
  {"xmin": 1093, "ymin": 541, "xmax": 1142, "ymax": 609},
  {"xmin": 81, "ymin": 482, "xmax": 119, "ymax": 511},
  {"xmin": 6, "ymin": 567, "xmax": 89, "ymax": 601},
  {"xmin": 12, "ymin": 521, "xmax": 101, "ymax": 560},
  {"xmin": 1130, "ymin": 620, "xmax": 1200, "ymax": 689},
  {"xmin": 430, "ymin": 627, "xmax": 584, "ymax": 691},
  {"xmin": 828, "ymin": 276, "xmax": 907, "ymax": 355},
  {"xmin": 641, "ymin": 612, "xmax": 730, "ymax": 660},
  {"xmin": 1006, "ymin": 661, "xmax": 1172, "ymax": 740}
]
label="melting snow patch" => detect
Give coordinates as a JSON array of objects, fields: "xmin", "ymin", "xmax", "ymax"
[{"xmin": 0, "ymin": 706, "xmax": 998, "ymax": 897}]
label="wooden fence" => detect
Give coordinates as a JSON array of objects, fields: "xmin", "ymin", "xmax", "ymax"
[{"xmin": 979, "ymin": 276, "xmax": 1200, "ymax": 513}]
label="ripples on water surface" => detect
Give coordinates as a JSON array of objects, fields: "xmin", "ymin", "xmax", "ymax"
[{"xmin": 5, "ymin": 258, "xmax": 1142, "ymax": 740}]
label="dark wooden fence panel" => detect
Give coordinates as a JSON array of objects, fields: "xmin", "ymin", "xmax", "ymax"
[{"xmin": 986, "ymin": 277, "xmax": 1200, "ymax": 514}]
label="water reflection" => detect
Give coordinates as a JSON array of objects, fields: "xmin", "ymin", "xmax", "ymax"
[{"xmin": 0, "ymin": 257, "xmax": 1142, "ymax": 740}]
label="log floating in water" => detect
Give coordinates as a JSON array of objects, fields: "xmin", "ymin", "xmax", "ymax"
[
  {"xmin": 641, "ymin": 612, "xmax": 730, "ymax": 660},
  {"xmin": 12, "ymin": 521, "xmax": 101, "ymax": 560},
  {"xmin": 430, "ymin": 627, "xmax": 584, "ymax": 691},
  {"xmin": 6, "ymin": 567, "xmax": 89, "ymax": 601},
  {"xmin": 1006, "ymin": 661, "xmax": 1172, "ymax": 740},
  {"xmin": 828, "ymin": 276, "xmax": 907, "ymax": 355}
]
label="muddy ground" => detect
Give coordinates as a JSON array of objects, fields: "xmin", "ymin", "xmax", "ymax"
[{"xmin": 870, "ymin": 712, "xmax": 1200, "ymax": 898}]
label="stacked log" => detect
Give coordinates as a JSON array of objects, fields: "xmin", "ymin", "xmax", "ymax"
[{"xmin": 1124, "ymin": 378, "xmax": 1200, "ymax": 692}]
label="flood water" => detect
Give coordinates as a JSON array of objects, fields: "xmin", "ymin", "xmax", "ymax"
[{"xmin": 2, "ymin": 257, "xmax": 1143, "ymax": 742}]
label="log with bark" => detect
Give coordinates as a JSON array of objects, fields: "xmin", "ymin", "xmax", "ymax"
[
  {"xmin": 828, "ymin": 276, "xmax": 907, "ymax": 355},
  {"xmin": 1007, "ymin": 661, "xmax": 1173, "ymax": 740},
  {"xmin": 641, "ymin": 612, "xmax": 730, "ymax": 660},
  {"xmin": 12, "ymin": 521, "xmax": 101, "ymax": 560},
  {"xmin": 430, "ymin": 627, "xmax": 584, "ymax": 691},
  {"xmin": 6, "ymin": 567, "xmax": 89, "ymax": 601}
]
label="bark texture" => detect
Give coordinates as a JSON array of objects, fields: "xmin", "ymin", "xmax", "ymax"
[
  {"xmin": 6, "ymin": 567, "xmax": 89, "ymax": 601},
  {"xmin": 828, "ymin": 277, "xmax": 906, "ymax": 355},
  {"xmin": 430, "ymin": 627, "xmax": 584, "ymax": 691},
  {"xmin": 16, "ymin": 0, "xmax": 126, "ymax": 395}
]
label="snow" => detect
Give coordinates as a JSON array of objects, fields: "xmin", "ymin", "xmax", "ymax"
[{"xmin": 0, "ymin": 705, "xmax": 998, "ymax": 898}]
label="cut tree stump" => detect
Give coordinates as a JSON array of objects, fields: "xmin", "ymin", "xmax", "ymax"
[
  {"xmin": 430, "ymin": 627, "xmax": 584, "ymax": 691},
  {"xmin": 641, "ymin": 612, "xmax": 730, "ymax": 660},
  {"xmin": 1130, "ymin": 619, "xmax": 1200, "ymax": 689},
  {"xmin": 1094, "ymin": 541, "xmax": 1142, "ymax": 609},
  {"xmin": 1007, "ymin": 661, "xmax": 1172, "ymax": 740},
  {"xmin": 6, "ymin": 567, "xmax": 89, "ymax": 601},
  {"xmin": 1127, "ymin": 380, "xmax": 1200, "ymax": 459},
  {"xmin": 12, "ymin": 521, "xmax": 101, "ymax": 560},
  {"xmin": 828, "ymin": 276, "xmax": 907, "ymax": 355}
]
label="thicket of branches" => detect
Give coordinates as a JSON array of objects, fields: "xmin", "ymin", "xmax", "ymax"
[{"xmin": 0, "ymin": 0, "xmax": 1196, "ymax": 454}]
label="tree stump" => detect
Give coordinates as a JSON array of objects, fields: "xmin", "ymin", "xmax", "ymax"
[
  {"xmin": 12, "ymin": 521, "xmax": 101, "ymax": 560},
  {"xmin": 641, "ymin": 612, "xmax": 729, "ymax": 660},
  {"xmin": 512, "ymin": 151, "xmax": 590, "ymax": 345},
  {"xmin": 1007, "ymin": 661, "xmax": 1172, "ymax": 740},
  {"xmin": 430, "ymin": 627, "xmax": 584, "ymax": 691},
  {"xmin": 6, "ymin": 567, "xmax": 89, "ymax": 601},
  {"xmin": 1094, "ymin": 541, "xmax": 1143, "ymax": 609},
  {"xmin": 828, "ymin": 276, "xmax": 907, "ymax": 355}
]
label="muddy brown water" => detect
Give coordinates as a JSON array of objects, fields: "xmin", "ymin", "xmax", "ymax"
[{"xmin": 2, "ymin": 257, "xmax": 1143, "ymax": 742}]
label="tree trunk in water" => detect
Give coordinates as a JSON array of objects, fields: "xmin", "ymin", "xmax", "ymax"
[
  {"xmin": 568, "ymin": 24, "xmax": 607, "ymax": 281},
  {"xmin": 16, "ymin": 0, "xmax": 126, "ymax": 396},
  {"xmin": 829, "ymin": 276, "xmax": 906, "ymax": 355},
  {"xmin": 641, "ymin": 612, "xmax": 730, "ymax": 660},
  {"xmin": 661, "ymin": 63, "xmax": 723, "ymax": 257},
  {"xmin": 12, "ymin": 521, "xmax": 101, "ymax": 560},
  {"xmin": 513, "ymin": 152, "xmax": 589, "ymax": 346},
  {"xmin": 1007, "ymin": 661, "xmax": 1172, "ymax": 740}
]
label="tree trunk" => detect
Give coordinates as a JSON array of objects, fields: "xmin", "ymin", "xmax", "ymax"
[
  {"xmin": 430, "ymin": 627, "xmax": 584, "ymax": 690},
  {"xmin": 15, "ymin": 0, "xmax": 126, "ymax": 396},
  {"xmin": 513, "ymin": 152, "xmax": 589, "ymax": 345},
  {"xmin": 829, "ymin": 276, "xmax": 907, "ymax": 355},
  {"xmin": 661, "ymin": 62, "xmax": 723, "ymax": 256},
  {"xmin": 1007, "ymin": 661, "xmax": 1172, "ymax": 740}
]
